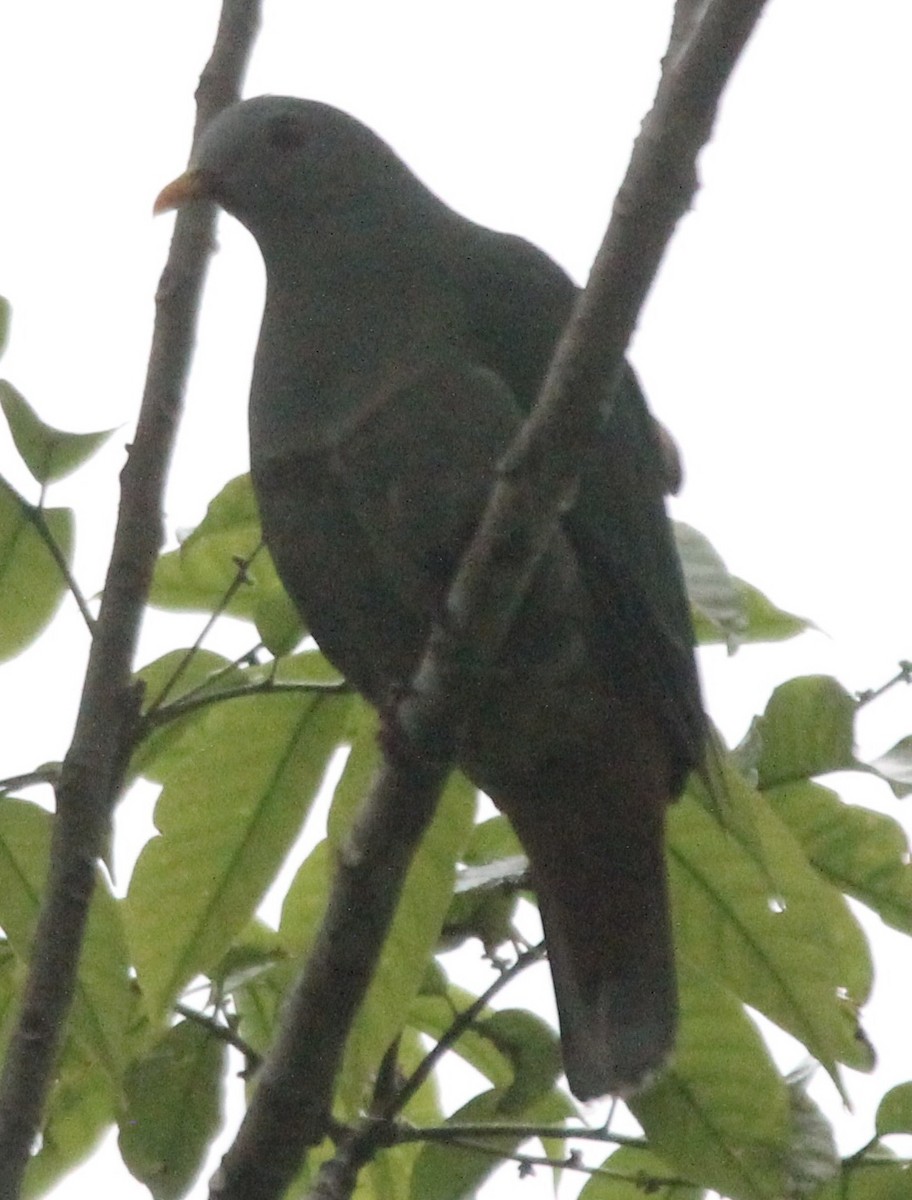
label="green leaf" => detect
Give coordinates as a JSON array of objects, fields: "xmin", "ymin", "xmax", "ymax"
[
  {"xmin": 335, "ymin": 770, "xmax": 476, "ymax": 1116},
  {"xmin": 149, "ymin": 473, "xmax": 303, "ymax": 653},
  {"xmin": 876, "ymin": 1081, "xmax": 912, "ymax": 1136},
  {"xmin": 869, "ymin": 737, "xmax": 912, "ymax": 798},
  {"xmin": 631, "ymin": 965, "xmax": 789, "ymax": 1200},
  {"xmin": 766, "ymin": 781, "xmax": 912, "ymax": 933},
  {"xmin": 669, "ymin": 789, "xmax": 873, "ymax": 1080},
  {"xmin": 474, "ymin": 1008, "xmax": 561, "ymax": 1111},
  {"xmin": 813, "ymin": 1158, "xmax": 912, "ymax": 1200},
  {"xmin": 119, "ymin": 1020, "xmax": 225, "ymax": 1200},
  {"xmin": 462, "ymin": 815, "xmax": 524, "ymax": 863},
  {"xmin": 782, "ymin": 1067, "xmax": 840, "ymax": 1197},
  {"xmin": 676, "ymin": 521, "xmax": 747, "ymax": 647},
  {"xmin": 407, "ymin": 1090, "xmax": 543, "ymax": 1200},
  {"xmin": 579, "ymin": 1146, "xmax": 701, "ymax": 1199},
  {"xmin": 676, "ymin": 523, "xmax": 808, "ymax": 650},
  {"xmin": 126, "ymin": 667, "xmax": 354, "ymax": 1020},
  {"xmin": 0, "ymin": 298, "xmax": 10, "ymax": 360},
  {"xmin": 441, "ymin": 855, "xmax": 525, "ymax": 953},
  {"xmin": 0, "ymin": 797, "xmax": 132, "ymax": 1078},
  {"xmin": 0, "ymin": 476, "xmax": 73, "ymax": 662},
  {"xmin": 756, "ymin": 675, "xmax": 858, "ymax": 787},
  {"xmin": 408, "ymin": 985, "xmax": 514, "ymax": 1089},
  {"xmin": 22, "ymin": 1045, "xmax": 117, "ymax": 1199},
  {"xmin": 0, "ymin": 379, "xmax": 114, "ymax": 483},
  {"xmin": 280, "ymin": 701, "xmax": 476, "ymax": 1116}
]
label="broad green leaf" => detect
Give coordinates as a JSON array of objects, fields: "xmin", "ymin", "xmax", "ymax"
[
  {"xmin": 0, "ymin": 476, "xmax": 73, "ymax": 662},
  {"xmin": 336, "ymin": 770, "xmax": 476, "ymax": 1117},
  {"xmin": 441, "ymin": 855, "xmax": 525, "ymax": 953},
  {"xmin": 669, "ymin": 790, "xmax": 873, "ymax": 1079},
  {"xmin": 409, "ymin": 985, "xmax": 514, "ymax": 1090},
  {"xmin": 474, "ymin": 1008, "xmax": 561, "ymax": 1111},
  {"xmin": 0, "ymin": 942, "xmax": 17, "ymax": 1052},
  {"xmin": 149, "ymin": 473, "xmax": 303, "ymax": 653},
  {"xmin": 676, "ymin": 521, "xmax": 747, "ymax": 647},
  {"xmin": 119, "ymin": 1020, "xmax": 225, "ymax": 1200},
  {"xmin": 280, "ymin": 704, "xmax": 476, "ymax": 1118},
  {"xmin": 755, "ymin": 675, "xmax": 858, "ymax": 787},
  {"xmin": 734, "ymin": 579, "xmax": 809, "ymax": 645},
  {"xmin": 876, "ymin": 1081, "xmax": 912, "ymax": 1136},
  {"xmin": 131, "ymin": 648, "xmax": 248, "ymax": 779},
  {"xmin": 23, "ymin": 1045, "xmax": 117, "ymax": 1199},
  {"xmin": 0, "ymin": 797, "xmax": 132, "ymax": 1078},
  {"xmin": 126, "ymin": 669, "xmax": 354, "ymax": 1020},
  {"xmin": 631, "ymin": 965, "xmax": 789, "ymax": 1200},
  {"xmin": 676, "ymin": 524, "xmax": 807, "ymax": 649},
  {"xmin": 462, "ymin": 814, "xmax": 523, "ymax": 863},
  {"xmin": 766, "ymin": 781, "xmax": 912, "ymax": 933},
  {"xmin": 579, "ymin": 1146, "xmax": 701, "ymax": 1199},
  {"xmin": 0, "ymin": 298, "xmax": 10, "ymax": 359},
  {"xmin": 813, "ymin": 1157, "xmax": 911, "ymax": 1200},
  {"xmin": 408, "ymin": 1086, "xmax": 573, "ymax": 1200},
  {"xmin": 783, "ymin": 1067, "xmax": 840, "ymax": 1197},
  {"xmin": 339, "ymin": 1031, "xmax": 445, "ymax": 1200},
  {"xmin": 869, "ymin": 737, "xmax": 912, "ymax": 798},
  {"xmin": 0, "ymin": 379, "xmax": 114, "ymax": 483}
]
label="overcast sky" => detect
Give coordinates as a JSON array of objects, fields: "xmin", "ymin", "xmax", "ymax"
[{"xmin": 1, "ymin": 2, "xmax": 911, "ymax": 1196}]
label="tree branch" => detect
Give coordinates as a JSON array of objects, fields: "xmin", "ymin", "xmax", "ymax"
[
  {"xmin": 383, "ymin": 942, "xmax": 546, "ymax": 1118},
  {"xmin": 142, "ymin": 676, "xmax": 349, "ymax": 729},
  {"xmin": 0, "ymin": 3, "xmax": 262, "ymax": 1193},
  {"xmin": 210, "ymin": 3, "xmax": 769, "ymax": 1199},
  {"xmin": 23, "ymin": 497, "xmax": 97, "ymax": 635}
]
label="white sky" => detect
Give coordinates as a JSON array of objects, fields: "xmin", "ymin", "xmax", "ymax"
[{"xmin": 1, "ymin": 2, "xmax": 910, "ymax": 1196}]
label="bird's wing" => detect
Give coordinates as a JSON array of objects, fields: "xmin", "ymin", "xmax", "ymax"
[{"xmin": 455, "ymin": 227, "xmax": 703, "ymax": 782}]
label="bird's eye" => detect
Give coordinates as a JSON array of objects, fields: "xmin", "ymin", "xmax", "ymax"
[{"xmin": 266, "ymin": 115, "xmax": 306, "ymax": 152}]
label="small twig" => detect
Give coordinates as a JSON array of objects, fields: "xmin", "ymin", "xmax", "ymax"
[
  {"xmin": 384, "ymin": 942, "xmax": 546, "ymax": 1118},
  {"xmin": 22, "ymin": 495, "xmax": 97, "ymax": 634},
  {"xmin": 175, "ymin": 1002, "xmax": 262, "ymax": 1071},
  {"xmin": 856, "ymin": 661, "xmax": 912, "ymax": 708},
  {"xmin": 144, "ymin": 549, "xmax": 261, "ymax": 714},
  {"xmin": 389, "ymin": 1122, "xmax": 645, "ymax": 1148},
  {"xmin": 416, "ymin": 1133, "xmax": 695, "ymax": 1189},
  {"xmin": 0, "ymin": 766, "xmax": 61, "ymax": 795},
  {"xmin": 142, "ymin": 676, "xmax": 348, "ymax": 731}
]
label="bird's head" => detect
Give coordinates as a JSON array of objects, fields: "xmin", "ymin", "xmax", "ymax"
[{"xmin": 154, "ymin": 95, "xmax": 411, "ymax": 243}]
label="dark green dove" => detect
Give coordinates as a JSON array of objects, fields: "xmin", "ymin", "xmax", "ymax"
[{"xmin": 156, "ymin": 95, "xmax": 705, "ymax": 1100}]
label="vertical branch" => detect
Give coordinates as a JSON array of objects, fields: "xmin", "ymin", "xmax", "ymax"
[{"xmin": 0, "ymin": 2, "xmax": 261, "ymax": 1192}]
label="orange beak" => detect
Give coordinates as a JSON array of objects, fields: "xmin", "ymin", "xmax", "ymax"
[{"xmin": 153, "ymin": 169, "xmax": 214, "ymax": 216}]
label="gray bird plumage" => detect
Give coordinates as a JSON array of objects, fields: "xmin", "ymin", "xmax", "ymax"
[{"xmin": 157, "ymin": 95, "xmax": 705, "ymax": 1098}]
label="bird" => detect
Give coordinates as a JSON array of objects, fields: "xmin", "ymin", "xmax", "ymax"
[{"xmin": 155, "ymin": 95, "xmax": 705, "ymax": 1100}]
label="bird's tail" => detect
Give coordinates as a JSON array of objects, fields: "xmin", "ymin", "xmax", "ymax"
[{"xmin": 509, "ymin": 786, "xmax": 676, "ymax": 1100}]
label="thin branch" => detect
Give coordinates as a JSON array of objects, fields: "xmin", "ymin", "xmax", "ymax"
[
  {"xmin": 144, "ymin": 548, "xmax": 262, "ymax": 715},
  {"xmin": 0, "ymin": 3, "xmax": 262, "ymax": 1193},
  {"xmin": 175, "ymin": 1002, "xmax": 262, "ymax": 1072},
  {"xmin": 444, "ymin": 1136, "xmax": 699, "ymax": 1190},
  {"xmin": 0, "ymin": 766, "xmax": 61, "ymax": 795},
  {"xmin": 143, "ymin": 676, "xmax": 349, "ymax": 730},
  {"xmin": 384, "ymin": 942, "xmax": 546, "ymax": 1118},
  {"xmin": 389, "ymin": 1122, "xmax": 646, "ymax": 1148},
  {"xmin": 213, "ymin": 3, "xmax": 769, "ymax": 1197},
  {"xmin": 21, "ymin": 494, "xmax": 96, "ymax": 635},
  {"xmin": 856, "ymin": 660, "xmax": 912, "ymax": 708}
]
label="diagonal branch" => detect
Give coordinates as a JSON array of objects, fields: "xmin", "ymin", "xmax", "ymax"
[
  {"xmin": 0, "ymin": 2, "xmax": 262, "ymax": 1193},
  {"xmin": 211, "ymin": 3, "xmax": 769, "ymax": 1199}
]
